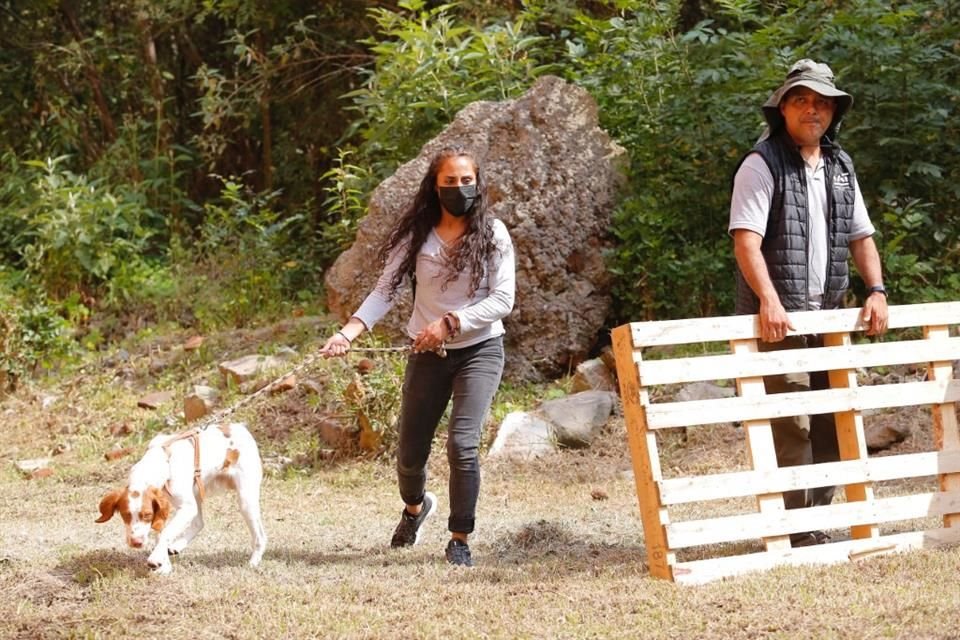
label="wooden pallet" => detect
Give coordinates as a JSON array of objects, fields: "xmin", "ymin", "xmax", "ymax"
[{"xmin": 610, "ymin": 302, "xmax": 960, "ymax": 584}]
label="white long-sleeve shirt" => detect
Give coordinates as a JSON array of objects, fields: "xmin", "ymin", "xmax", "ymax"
[{"xmin": 352, "ymin": 218, "xmax": 515, "ymax": 349}]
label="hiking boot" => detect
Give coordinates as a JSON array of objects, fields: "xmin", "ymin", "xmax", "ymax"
[
  {"xmin": 790, "ymin": 530, "xmax": 831, "ymax": 547},
  {"xmin": 445, "ymin": 538, "xmax": 473, "ymax": 567},
  {"xmin": 390, "ymin": 491, "xmax": 436, "ymax": 548}
]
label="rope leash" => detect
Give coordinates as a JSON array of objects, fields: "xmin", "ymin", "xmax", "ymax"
[{"xmin": 184, "ymin": 342, "xmax": 445, "ymax": 431}]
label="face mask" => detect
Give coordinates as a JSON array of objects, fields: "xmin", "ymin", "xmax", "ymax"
[{"xmin": 437, "ymin": 184, "xmax": 478, "ymax": 217}]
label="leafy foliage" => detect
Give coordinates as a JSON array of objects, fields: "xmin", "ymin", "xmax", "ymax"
[{"xmin": 1, "ymin": 0, "xmax": 959, "ymax": 381}]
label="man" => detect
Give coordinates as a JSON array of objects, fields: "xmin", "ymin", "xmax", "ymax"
[{"xmin": 728, "ymin": 59, "xmax": 889, "ymax": 547}]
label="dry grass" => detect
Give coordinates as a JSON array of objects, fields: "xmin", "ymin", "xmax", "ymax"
[{"xmin": 2, "ymin": 328, "xmax": 960, "ymax": 639}]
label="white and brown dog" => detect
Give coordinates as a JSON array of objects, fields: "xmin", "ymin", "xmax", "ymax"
[{"xmin": 96, "ymin": 422, "xmax": 267, "ymax": 575}]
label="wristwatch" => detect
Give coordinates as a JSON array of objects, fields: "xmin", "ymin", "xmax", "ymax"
[{"xmin": 867, "ymin": 285, "xmax": 887, "ymax": 297}]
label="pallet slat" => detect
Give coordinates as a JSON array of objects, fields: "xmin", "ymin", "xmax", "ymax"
[
  {"xmin": 627, "ymin": 302, "xmax": 960, "ymax": 347},
  {"xmin": 637, "ymin": 337, "xmax": 960, "ymax": 386},
  {"xmin": 671, "ymin": 527, "xmax": 960, "ymax": 585},
  {"xmin": 665, "ymin": 491, "xmax": 960, "ymax": 549},
  {"xmin": 644, "ymin": 379, "xmax": 960, "ymax": 429},
  {"xmin": 658, "ymin": 450, "xmax": 960, "ymax": 505}
]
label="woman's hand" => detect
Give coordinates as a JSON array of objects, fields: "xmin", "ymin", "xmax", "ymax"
[
  {"xmin": 319, "ymin": 331, "xmax": 352, "ymax": 358},
  {"xmin": 413, "ymin": 319, "xmax": 448, "ymax": 353}
]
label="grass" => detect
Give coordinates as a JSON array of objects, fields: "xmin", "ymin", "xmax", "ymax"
[{"xmin": 2, "ymin": 320, "xmax": 959, "ymax": 639}]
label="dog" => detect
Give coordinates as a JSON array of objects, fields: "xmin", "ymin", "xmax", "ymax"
[{"xmin": 96, "ymin": 422, "xmax": 267, "ymax": 575}]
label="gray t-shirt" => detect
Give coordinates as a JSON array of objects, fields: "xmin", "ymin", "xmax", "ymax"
[
  {"xmin": 352, "ymin": 218, "xmax": 515, "ymax": 349},
  {"xmin": 729, "ymin": 152, "xmax": 875, "ymax": 304}
]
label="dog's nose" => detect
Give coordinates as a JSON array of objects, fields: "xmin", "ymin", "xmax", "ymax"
[{"xmin": 129, "ymin": 539, "xmax": 144, "ymax": 548}]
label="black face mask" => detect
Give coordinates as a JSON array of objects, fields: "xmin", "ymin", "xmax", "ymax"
[{"xmin": 437, "ymin": 184, "xmax": 478, "ymax": 217}]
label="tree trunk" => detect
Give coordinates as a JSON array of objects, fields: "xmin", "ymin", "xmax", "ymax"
[{"xmin": 59, "ymin": 1, "xmax": 117, "ymax": 145}]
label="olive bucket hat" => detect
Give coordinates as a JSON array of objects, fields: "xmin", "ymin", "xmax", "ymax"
[{"xmin": 761, "ymin": 59, "xmax": 853, "ymax": 140}]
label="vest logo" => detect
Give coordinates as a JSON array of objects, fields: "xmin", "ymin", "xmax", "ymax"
[{"xmin": 834, "ymin": 172, "xmax": 852, "ymax": 189}]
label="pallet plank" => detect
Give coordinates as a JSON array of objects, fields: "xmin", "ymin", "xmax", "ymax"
[
  {"xmin": 665, "ymin": 491, "xmax": 960, "ymax": 549},
  {"xmin": 637, "ymin": 337, "xmax": 960, "ymax": 386},
  {"xmin": 627, "ymin": 302, "xmax": 960, "ymax": 347},
  {"xmin": 671, "ymin": 527, "xmax": 960, "ymax": 585},
  {"xmin": 645, "ymin": 379, "xmax": 960, "ymax": 429},
  {"xmin": 659, "ymin": 450, "xmax": 960, "ymax": 505}
]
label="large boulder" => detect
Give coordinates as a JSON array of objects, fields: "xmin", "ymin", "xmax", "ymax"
[{"xmin": 325, "ymin": 75, "xmax": 627, "ymax": 381}]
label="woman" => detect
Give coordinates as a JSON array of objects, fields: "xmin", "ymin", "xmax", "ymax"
[{"xmin": 321, "ymin": 146, "xmax": 515, "ymax": 567}]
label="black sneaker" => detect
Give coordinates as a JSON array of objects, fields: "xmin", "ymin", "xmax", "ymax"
[
  {"xmin": 790, "ymin": 530, "xmax": 831, "ymax": 547},
  {"xmin": 445, "ymin": 539, "xmax": 473, "ymax": 567},
  {"xmin": 390, "ymin": 491, "xmax": 436, "ymax": 548}
]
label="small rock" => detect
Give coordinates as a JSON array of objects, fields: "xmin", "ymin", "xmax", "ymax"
[
  {"xmin": 183, "ymin": 335, "xmax": 204, "ymax": 351},
  {"xmin": 571, "ymin": 358, "xmax": 617, "ymax": 393},
  {"xmin": 104, "ymin": 447, "xmax": 135, "ymax": 461},
  {"xmin": 183, "ymin": 385, "xmax": 219, "ymax": 422},
  {"xmin": 40, "ymin": 394, "xmax": 59, "ymax": 410},
  {"xmin": 110, "ymin": 423, "xmax": 133, "ymax": 437},
  {"xmin": 14, "ymin": 458, "xmax": 51, "ymax": 477},
  {"xmin": 300, "ymin": 380, "xmax": 324, "ymax": 395},
  {"xmin": 30, "ymin": 468, "xmax": 54, "ymax": 480},
  {"xmin": 488, "ymin": 412, "xmax": 556, "ymax": 460},
  {"xmin": 591, "ymin": 488, "xmax": 609, "ymax": 501},
  {"xmin": 51, "ymin": 443, "xmax": 70, "ymax": 456},
  {"xmin": 356, "ymin": 358, "xmax": 376, "ymax": 375},
  {"xmin": 137, "ymin": 391, "xmax": 174, "ymax": 410},
  {"xmin": 269, "ymin": 374, "xmax": 298, "ymax": 395},
  {"xmin": 219, "ymin": 354, "xmax": 284, "ymax": 386}
]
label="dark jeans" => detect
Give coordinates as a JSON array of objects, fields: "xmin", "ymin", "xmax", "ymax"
[
  {"xmin": 759, "ymin": 334, "xmax": 840, "ymax": 510},
  {"xmin": 396, "ymin": 335, "xmax": 505, "ymax": 534}
]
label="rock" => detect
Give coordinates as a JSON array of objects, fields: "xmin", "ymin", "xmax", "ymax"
[
  {"xmin": 317, "ymin": 418, "xmax": 353, "ymax": 449},
  {"xmin": 539, "ymin": 390, "xmax": 615, "ymax": 447},
  {"xmin": 674, "ymin": 381, "xmax": 736, "ymax": 402},
  {"xmin": 104, "ymin": 447, "xmax": 135, "ymax": 461},
  {"xmin": 488, "ymin": 411, "xmax": 556, "ymax": 460},
  {"xmin": 218, "ymin": 354, "xmax": 284, "ymax": 386},
  {"xmin": 40, "ymin": 394, "xmax": 59, "ymax": 410},
  {"xmin": 324, "ymin": 76, "xmax": 627, "ymax": 381},
  {"xmin": 571, "ymin": 357, "xmax": 617, "ymax": 393},
  {"xmin": 269, "ymin": 374, "xmax": 297, "ymax": 395},
  {"xmin": 184, "ymin": 385, "xmax": 219, "ymax": 422},
  {"xmin": 300, "ymin": 379, "xmax": 325, "ymax": 395},
  {"xmin": 14, "ymin": 458, "xmax": 51, "ymax": 477},
  {"xmin": 137, "ymin": 390, "xmax": 174, "ymax": 410},
  {"xmin": 356, "ymin": 358, "xmax": 376, "ymax": 375},
  {"xmin": 29, "ymin": 468, "xmax": 53, "ymax": 480},
  {"xmin": 591, "ymin": 488, "xmax": 609, "ymax": 501},
  {"xmin": 110, "ymin": 422, "xmax": 133, "ymax": 437},
  {"xmin": 865, "ymin": 420, "xmax": 913, "ymax": 452},
  {"xmin": 183, "ymin": 335, "xmax": 204, "ymax": 351}
]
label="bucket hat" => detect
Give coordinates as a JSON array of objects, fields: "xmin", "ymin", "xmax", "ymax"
[{"xmin": 761, "ymin": 59, "xmax": 853, "ymax": 140}]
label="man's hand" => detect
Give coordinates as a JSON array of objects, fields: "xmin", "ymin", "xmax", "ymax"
[
  {"xmin": 860, "ymin": 291, "xmax": 889, "ymax": 336},
  {"xmin": 758, "ymin": 297, "xmax": 796, "ymax": 343}
]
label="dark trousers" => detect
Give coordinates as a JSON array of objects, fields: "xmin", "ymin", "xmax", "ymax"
[
  {"xmin": 396, "ymin": 336, "xmax": 504, "ymax": 534},
  {"xmin": 759, "ymin": 335, "xmax": 840, "ymax": 510}
]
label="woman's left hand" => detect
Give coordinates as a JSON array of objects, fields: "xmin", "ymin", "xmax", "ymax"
[{"xmin": 413, "ymin": 319, "xmax": 448, "ymax": 353}]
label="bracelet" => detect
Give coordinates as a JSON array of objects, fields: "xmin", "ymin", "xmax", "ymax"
[
  {"xmin": 336, "ymin": 331, "xmax": 352, "ymax": 344},
  {"xmin": 867, "ymin": 285, "xmax": 887, "ymax": 297},
  {"xmin": 442, "ymin": 313, "xmax": 459, "ymax": 338}
]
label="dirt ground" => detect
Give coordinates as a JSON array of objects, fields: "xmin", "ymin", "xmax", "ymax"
[{"xmin": 2, "ymin": 324, "xmax": 959, "ymax": 639}]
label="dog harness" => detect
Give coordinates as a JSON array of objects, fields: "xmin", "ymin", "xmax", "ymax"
[{"xmin": 162, "ymin": 428, "xmax": 206, "ymax": 502}]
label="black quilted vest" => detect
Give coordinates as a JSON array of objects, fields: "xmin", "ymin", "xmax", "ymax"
[{"xmin": 734, "ymin": 132, "xmax": 857, "ymax": 314}]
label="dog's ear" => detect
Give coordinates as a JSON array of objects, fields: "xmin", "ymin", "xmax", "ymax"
[
  {"xmin": 150, "ymin": 487, "xmax": 172, "ymax": 532},
  {"xmin": 95, "ymin": 489, "xmax": 124, "ymax": 523}
]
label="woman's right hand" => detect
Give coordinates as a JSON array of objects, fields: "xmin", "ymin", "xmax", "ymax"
[{"xmin": 320, "ymin": 332, "xmax": 351, "ymax": 358}]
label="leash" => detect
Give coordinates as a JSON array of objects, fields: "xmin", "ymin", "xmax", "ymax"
[{"xmin": 185, "ymin": 341, "xmax": 446, "ymax": 431}]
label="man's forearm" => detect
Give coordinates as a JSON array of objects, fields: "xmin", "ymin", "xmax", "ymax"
[{"xmin": 849, "ymin": 236, "xmax": 883, "ymax": 287}]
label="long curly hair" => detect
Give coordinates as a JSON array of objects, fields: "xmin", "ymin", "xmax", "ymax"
[{"xmin": 379, "ymin": 146, "xmax": 498, "ymax": 299}]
